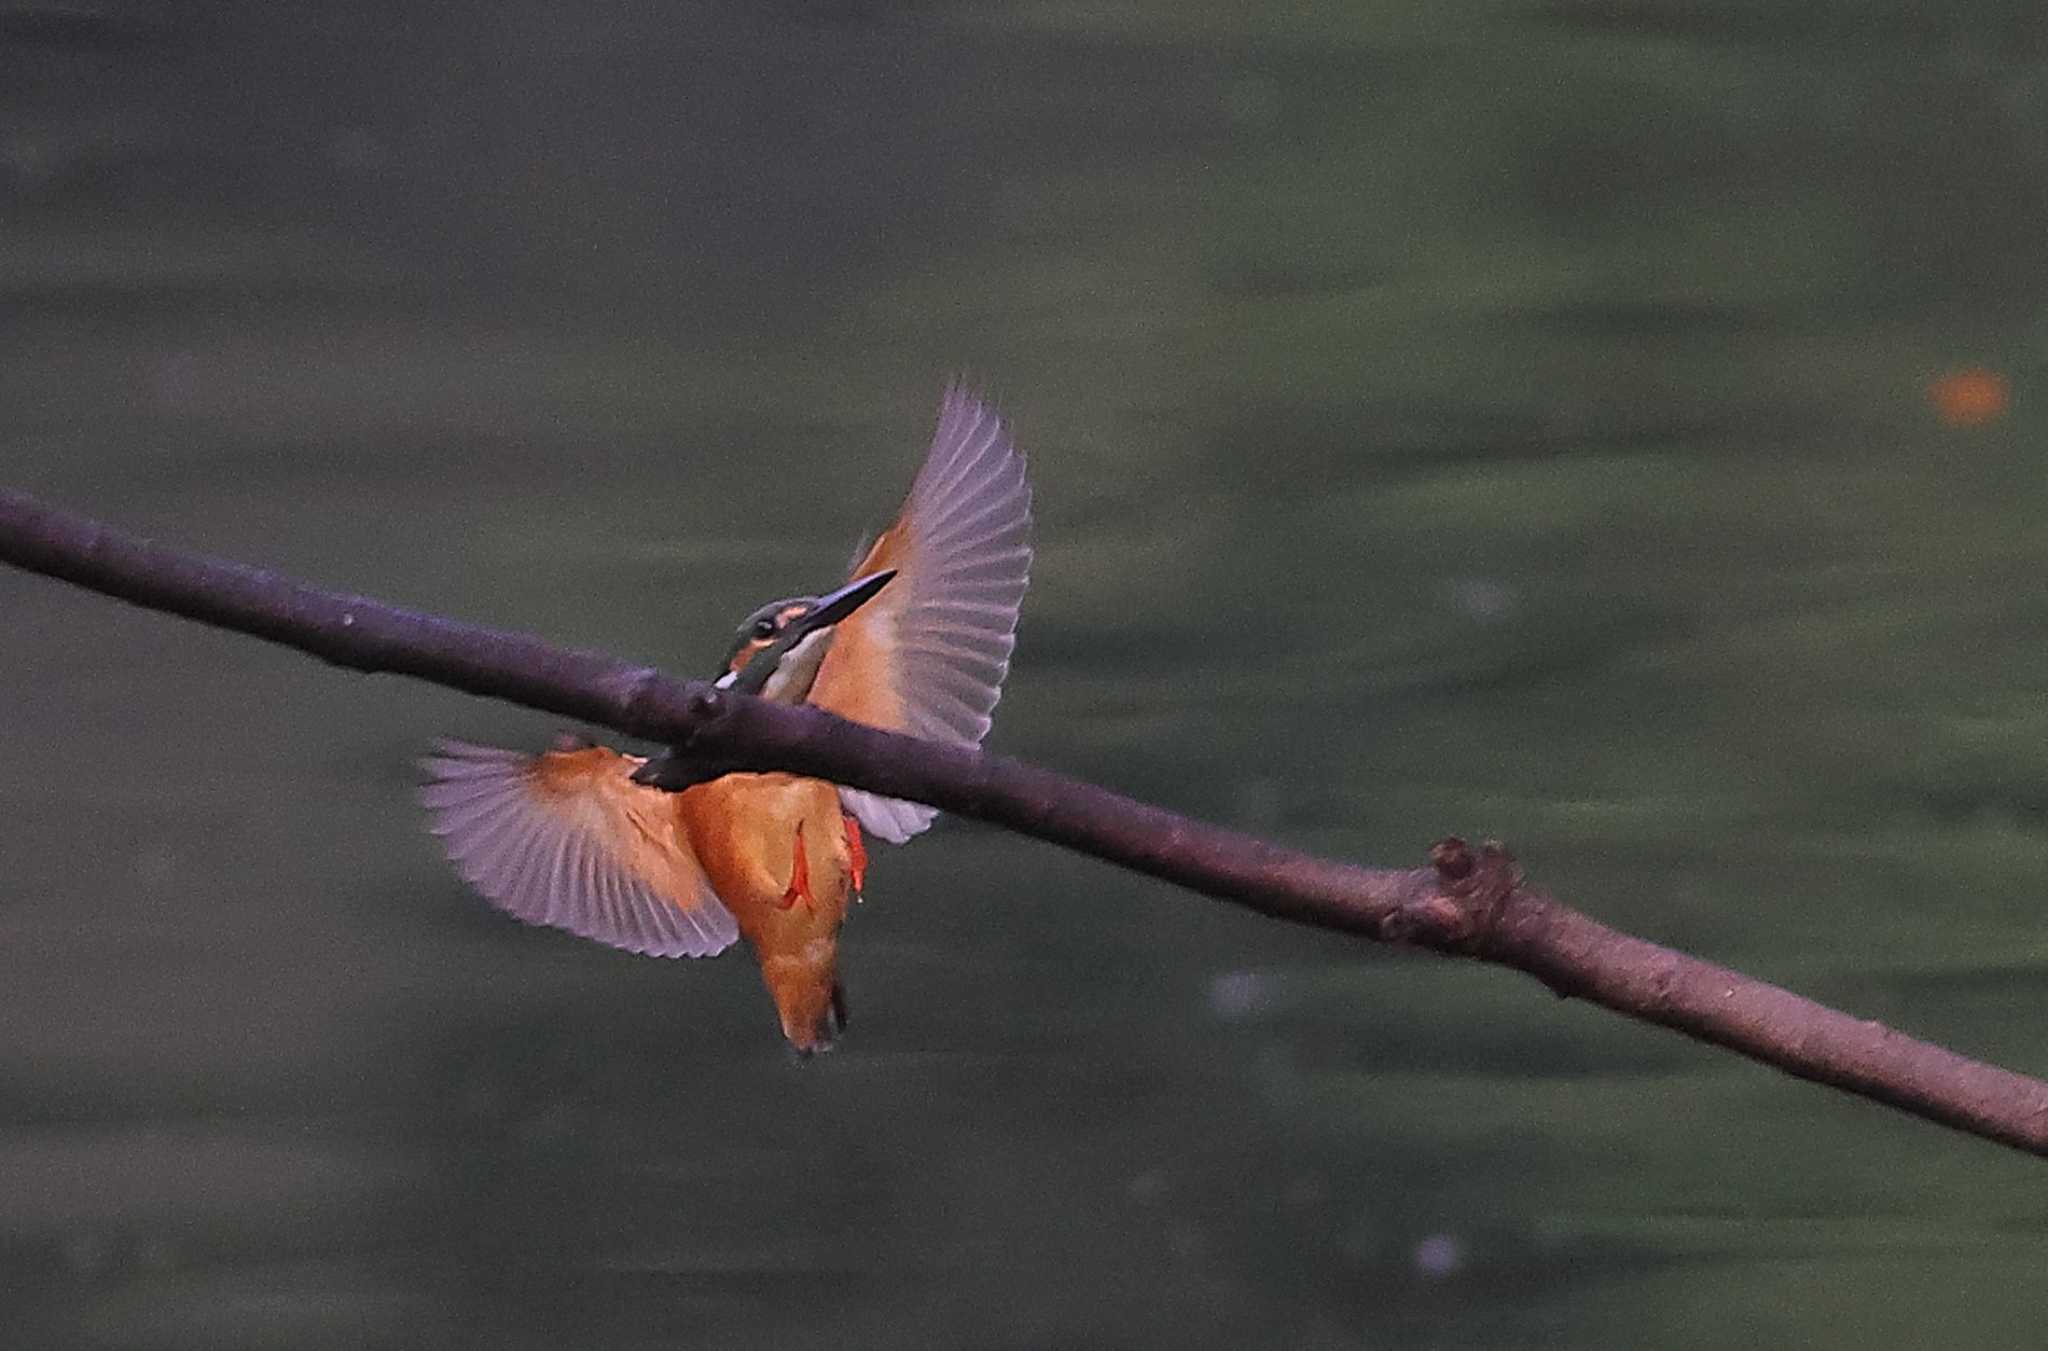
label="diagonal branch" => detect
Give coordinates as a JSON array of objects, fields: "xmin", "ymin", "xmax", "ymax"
[{"xmin": 3, "ymin": 486, "xmax": 2045, "ymax": 1156}]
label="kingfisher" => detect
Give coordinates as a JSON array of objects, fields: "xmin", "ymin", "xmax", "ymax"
[{"xmin": 418, "ymin": 386, "xmax": 1032, "ymax": 1053}]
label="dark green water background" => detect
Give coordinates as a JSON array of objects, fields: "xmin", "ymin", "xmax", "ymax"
[{"xmin": 5, "ymin": 2, "xmax": 2048, "ymax": 1346}]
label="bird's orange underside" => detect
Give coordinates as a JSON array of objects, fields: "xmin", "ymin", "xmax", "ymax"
[{"xmin": 677, "ymin": 772, "xmax": 853, "ymax": 1048}]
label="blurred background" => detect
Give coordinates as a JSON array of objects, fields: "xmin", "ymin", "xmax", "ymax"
[{"xmin": 5, "ymin": 1, "xmax": 2048, "ymax": 1346}]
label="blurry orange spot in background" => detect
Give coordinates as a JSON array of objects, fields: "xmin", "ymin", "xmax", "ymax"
[{"xmin": 1927, "ymin": 366, "xmax": 2011, "ymax": 427}]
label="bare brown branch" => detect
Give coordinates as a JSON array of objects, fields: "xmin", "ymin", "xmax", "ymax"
[{"xmin": 3, "ymin": 486, "xmax": 2045, "ymax": 1156}]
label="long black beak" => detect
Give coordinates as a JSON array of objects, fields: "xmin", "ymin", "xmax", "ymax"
[
  {"xmin": 725, "ymin": 568, "xmax": 895, "ymax": 699},
  {"xmin": 796, "ymin": 568, "xmax": 896, "ymax": 639}
]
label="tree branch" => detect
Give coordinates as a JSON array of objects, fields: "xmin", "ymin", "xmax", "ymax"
[{"xmin": 4, "ymin": 486, "xmax": 2045, "ymax": 1157}]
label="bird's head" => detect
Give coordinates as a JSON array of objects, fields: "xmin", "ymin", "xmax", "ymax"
[{"xmin": 716, "ymin": 569, "xmax": 895, "ymax": 703}]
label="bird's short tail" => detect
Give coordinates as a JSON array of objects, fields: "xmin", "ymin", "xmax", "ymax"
[
  {"xmin": 788, "ymin": 981, "xmax": 850, "ymax": 1058},
  {"xmin": 761, "ymin": 951, "xmax": 850, "ymax": 1056}
]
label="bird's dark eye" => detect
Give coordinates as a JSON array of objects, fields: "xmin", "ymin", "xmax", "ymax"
[{"xmin": 750, "ymin": 617, "xmax": 777, "ymax": 641}]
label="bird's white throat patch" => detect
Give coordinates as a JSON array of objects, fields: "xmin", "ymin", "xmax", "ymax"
[{"xmin": 759, "ymin": 627, "xmax": 836, "ymax": 703}]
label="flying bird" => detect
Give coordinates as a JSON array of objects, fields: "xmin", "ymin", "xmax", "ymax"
[{"xmin": 418, "ymin": 386, "xmax": 1032, "ymax": 1053}]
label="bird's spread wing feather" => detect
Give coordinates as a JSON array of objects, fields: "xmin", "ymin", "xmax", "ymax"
[
  {"xmin": 811, "ymin": 384, "xmax": 1032, "ymax": 842},
  {"xmin": 419, "ymin": 739, "xmax": 740, "ymax": 957}
]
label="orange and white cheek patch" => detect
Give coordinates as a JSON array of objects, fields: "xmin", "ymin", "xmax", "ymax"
[{"xmin": 722, "ymin": 638, "xmax": 773, "ymax": 683}]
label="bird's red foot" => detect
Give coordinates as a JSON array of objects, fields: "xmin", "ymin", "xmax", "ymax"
[
  {"xmin": 842, "ymin": 814, "xmax": 866, "ymax": 897},
  {"xmin": 779, "ymin": 823, "xmax": 813, "ymax": 910}
]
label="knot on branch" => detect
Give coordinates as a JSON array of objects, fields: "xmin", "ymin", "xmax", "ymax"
[
  {"xmin": 685, "ymin": 682, "xmax": 724, "ymax": 724},
  {"xmin": 1382, "ymin": 836, "xmax": 1524, "ymax": 952},
  {"xmin": 624, "ymin": 681, "xmax": 748, "ymax": 791}
]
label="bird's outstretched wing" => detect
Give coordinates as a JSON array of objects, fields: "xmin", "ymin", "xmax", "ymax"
[
  {"xmin": 419, "ymin": 739, "xmax": 740, "ymax": 957},
  {"xmin": 810, "ymin": 384, "xmax": 1033, "ymax": 843}
]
